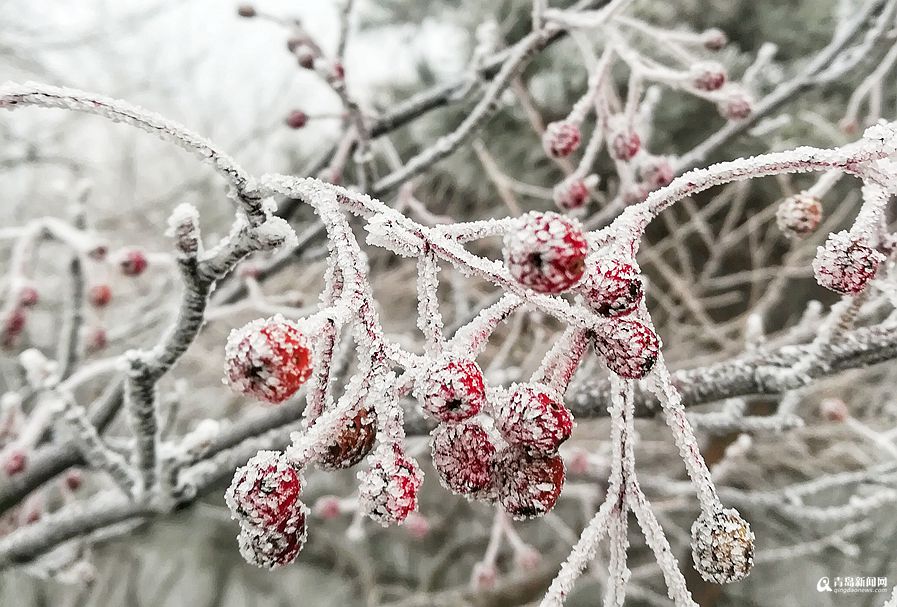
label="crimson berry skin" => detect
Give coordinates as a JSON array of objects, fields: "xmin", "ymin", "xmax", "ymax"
[
  {"xmin": 593, "ymin": 319, "xmax": 660, "ymax": 379},
  {"xmin": 812, "ymin": 231, "xmax": 884, "ymax": 294},
  {"xmin": 225, "ymin": 451, "xmax": 303, "ymax": 528},
  {"xmin": 582, "ymin": 259, "xmax": 643, "ymax": 317},
  {"xmin": 417, "ymin": 354, "xmax": 487, "ymax": 423},
  {"xmin": 285, "ymin": 110, "xmax": 308, "ymax": 129},
  {"xmin": 18, "ymin": 286, "xmax": 39, "ymax": 307},
  {"xmin": 89, "ymin": 285, "xmax": 112, "ymax": 308},
  {"xmin": 503, "ymin": 211, "xmax": 589, "ymax": 294},
  {"xmin": 542, "ymin": 121, "xmax": 582, "ymax": 159},
  {"xmin": 358, "ymin": 444, "xmax": 423, "ymax": 526},
  {"xmin": 430, "ymin": 421, "xmax": 496, "ymax": 496},
  {"xmin": 120, "ymin": 249, "xmax": 148, "ymax": 276},
  {"xmin": 224, "ymin": 315, "xmax": 313, "ymax": 404},
  {"xmin": 496, "ymin": 383, "xmax": 574, "ymax": 455},
  {"xmin": 316, "ymin": 404, "xmax": 377, "ymax": 470},
  {"xmin": 494, "ymin": 448, "xmax": 565, "ymax": 520},
  {"xmin": 611, "ymin": 130, "xmax": 641, "ymax": 161},
  {"xmin": 237, "ymin": 507, "xmax": 308, "ymax": 569},
  {"xmin": 552, "ymin": 177, "xmax": 590, "ymax": 211}
]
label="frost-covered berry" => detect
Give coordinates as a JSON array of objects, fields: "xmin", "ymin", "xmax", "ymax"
[
  {"xmin": 417, "ymin": 354, "xmax": 486, "ymax": 423},
  {"xmin": 316, "ymin": 404, "xmax": 376, "ymax": 470},
  {"xmin": 86, "ymin": 327, "xmax": 107, "ymax": 353},
  {"xmin": 582, "ymin": 259, "xmax": 643, "ymax": 317},
  {"xmin": 691, "ymin": 508, "xmax": 754, "ymax": 584},
  {"xmin": 611, "ymin": 130, "xmax": 641, "ymax": 161},
  {"xmin": 638, "ymin": 156, "xmax": 674, "ymax": 190},
  {"xmin": 690, "ymin": 62, "xmax": 727, "ymax": 91},
  {"xmin": 3, "ymin": 449, "xmax": 26, "ymax": 476},
  {"xmin": 819, "ymin": 397, "xmax": 848, "ymax": 422},
  {"xmin": 18, "ymin": 286, "xmax": 39, "ymax": 308},
  {"xmin": 89, "ymin": 285, "xmax": 112, "ymax": 308},
  {"xmin": 503, "ymin": 211, "xmax": 588, "ymax": 294},
  {"xmin": 718, "ymin": 89, "xmax": 753, "ymax": 121},
  {"xmin": 404, "ymin": 512, "xmax": 430, "ymax": 539},
  {"xmin": 224, "ymin": 315, "xmax": 313, "ymax": 404},
  {"xmin": 542, "ymin": 121, "xmax": 581, "ymax": 158},
  {"xmin": 285, "ymin": 110, "xmax": 308, "ymax": 129},
  {"xmin": 776, "ymin": 193, "xmax": 822, "ymax": 239},
  {"xmin": 120, "ymin": 249, "xmax": 148, "ymax": 276},
  {"xmin": 2, "ymin": 308, "xmax": 27, "ymax": 348},
  {"xmin": 358, "ymin": 444, "xmax": 424, "ymax": 526},
  {"xmin": 237, "ymin": 4, "xmax": 256, "ymax": 18},
  {"xmin": 63, "ymin": 469, "xmax": 83, "ymax": 491},
  {"xmin": 812, "ymin": 231, "xmax": 883, "ymax": 294},
  {"xmin": 494, "ymin": 448, "xmax": 565, "ymax": 519},
  {"xmin": 593, "ymin": 319, "xmax": 660, "ymax": 379},
  {"xmin": 496, "ymin": 383, "xmax": 573, "ymax": 454},
  {"xmin": 313, "ymin": 495, "xmax": 342, "ymax": 519},
  {"xmin": 225, "ymin": 450, "xmax": 303, "ymax": 528},
  {"xmin": 552, "ymin": 177, "xmax": 590, "ymax": 211},
  {"xmin": 430, "ymin": 421, "xmax": 496, "ymax": 496},
  {"xmin": 237, "ymin": 507, "xmax": 308, "ymax": 569},
  {"xmin": 702, "ymin": 28, "xmax": 728, "ymax": 51}
]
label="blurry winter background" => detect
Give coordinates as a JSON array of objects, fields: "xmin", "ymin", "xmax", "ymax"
[{"xmin": 2, "ymin": 0, "xmax": 897, "ymax": 605}]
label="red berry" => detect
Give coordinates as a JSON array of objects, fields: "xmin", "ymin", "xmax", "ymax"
[
  {"xmin": 18, "ymin": 286, "xmax": 39, "ymax": 307},
  {"xmin": 237, "ymin": 507, "xmax": 308, "ymax": 569},
  {"xmin": 313, "ymin": 495, "xmax": 341, "ymax": 519},
  {"xmin": 813, "ymin": 231, "xmax": 883, "ymax": 294},
  {"xmin": 819, "ymin": 398, "xmax": 848, "ymax": 422},
  {"xmin": 593, "ymin": 319, "xmax": 660, "ymax": 379},
  {"xmin": 3, "ymin": 449, "xmax": 26, "ymax": 476},
  {"xmin": 237, "ymin": 4, "xmax": 256, "ymax": 17},
  {"xmin": 610, "ymin": 130, "xmax": 641, "ymax": 161},
  {"xmin": 86, "ymin": 327, "xmax": 107, "ymax": 353},
  {"xmin": 89, "ymin": 285, "xmax": 112, "ymax": 308},
  {"xmin": 552, "ymin": 177, "xmax": 590, "ymax": 211},
  {"xmin": 358, "ymin": 444, "xmax": 423, "ymax": 526},
  {"xmin": 285, "ymin": 110, "xmax": 308, "ymax": 129},
  {"xmin": 494, "ymin": 448, "xmax": 565, "ymax": 519},
  {"xmin": 690, "ymin": 62, "xmax": 727, "ymax": 91},
  {"xmin": 404, "ymin": 512, "xmax": 430, "ymax": 539},
  {"xmin": 718, "ymin": 89, "xmax": 753, "ymax": 121},
  {"xmin": 638, "ymin": 156, "xmax": 674, "ymax": 190},
  {"xmin": 224, "ymin": 315, "xmax": 313, "ymax": 404},
  {"xmin": 503, "ymin": 211, "xmax": 588, "ymax": 294},
  {"xmin": 702, "ymin": 28, "xmax": 728, "ymax": 51},
  {"xmin": 120, "ymin": 249, "xmax": 148, "ymax": 276},
  {"xmin": 495, "ymin": 383, "xmax": 573, "ymax": 454},
  {"xmin": 316, "ymin": 404, "xmax": 377, "ymax": 470},
  {"xmin": 776, "ymin": 193, "xmax": 822, "ymax": 239},
  {"xmin": 582, "ymin": 259, "xmax": 643, "ymax": 317},
  {"xmin": 2, "ymin": 308, "xmax": 26, "ymax": 348},
  {"xmin": 225, "ymin": 451, "xmax": 303, "ymax": 528},
  {"xmin": 542, "ymin": 121, "xmax": 581, "ymax": 158},
  {"xmin": 417, "ymin": 354, "xmax": 486, "ymax": 423},
  {"xmin": 430, "ymin": 421, "xmax": 496, "ymax": 496},
  {"xmin": 64, "ymin": 469, "xmax": 83, "ymax": 491}
]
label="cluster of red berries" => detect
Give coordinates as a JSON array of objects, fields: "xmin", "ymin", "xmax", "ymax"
[
  {"xmin": 503, "ymin": 211, "xmax": 588, "ymax": 294},
  {"xmin": 226, "ymin": 451, "xmax": 309, "ymax": 569},
  {"xmin": 224, "ymin": 315, "xmax": 314, "ymax": 404}
]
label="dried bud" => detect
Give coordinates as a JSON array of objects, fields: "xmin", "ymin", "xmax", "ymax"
[
  {"xmin": 316, "ymin": 404, "xmax": 376, "ymax": 470},
  {"xmin": 702, "ymin": 28, "xmax": 728, "ymax": 51},
  {"xmin": 691, "ymin": 508, "xmax": 755, "ymax": 584},
  {"xmin": 237, "ymin": 4, "xmax": 256, "ymax": 18}
]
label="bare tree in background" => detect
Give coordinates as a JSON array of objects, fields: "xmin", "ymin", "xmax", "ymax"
[{"xmin": 2, "ymin": 1, "xmax": 897, "ymax": 605}]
